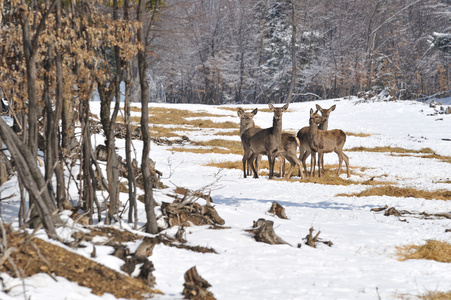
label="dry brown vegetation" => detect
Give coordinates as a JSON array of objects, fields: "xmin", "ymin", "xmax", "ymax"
[
  {"xmin": 130, "ymin": 111, "xmax": 237, "ymax": 129},
  {"xmin": 419, "ymin": 291, "xmax": 451, "ymax": 300},
  {"xmin": 347, "ymin": 146, "xmax": 451, "ymax": 164},
  {"xmin": 337, "ymin": 186, "xmax": 451, "ymax": 201},
  {"xmin": 347, "ymin": 146, "xmax": 435, "ymax": 154},
  {"xmin": 0, "ymin": 225, "xmax": 159, "ymax": 299},
  {"xmin": 344, "ymin": 132, "xmax": 372, "ymax": 137},
  {"xmin": 170, "ymin": 139, "xmax": 243, "ymax": 155},
  {"xmin": 214, "ymin": 129, "xmax": 240, "ymax": 136},
  {"xmin": 396, "ymin": 240, "xmax": 451, "ymax": 263},
  {"xmin": 217, "ymin": 106, "xmax": 296, "ymax": 113},
  {"xmin": 203, "ymin": 160, "xmax": 389, "ymax": 185}
]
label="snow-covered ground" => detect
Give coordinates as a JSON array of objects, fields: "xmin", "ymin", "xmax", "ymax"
[{"xmin": 1, "ymin": 98, "xmax": 451, "ymax": 300}]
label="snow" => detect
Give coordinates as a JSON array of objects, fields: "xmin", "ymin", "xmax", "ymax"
[{"xmin": 1, "ymin": 98, "xmax": 451, "ymax": 299}]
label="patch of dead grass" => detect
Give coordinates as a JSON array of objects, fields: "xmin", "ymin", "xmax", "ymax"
[
  {"xmin": 129, "ymin": 108, "xmax": 238, "ymax": 129},
  {"xmin": 203, "ymin": 160, "xmax": 388, "ymax": 185},
  {"xmin": 214, "ymin": 129, "xmax": 240, "ymax": 136},
  {"xmin": 344, "ymin": 131, "xmax": 372, "ymax": 137},
  {"xmin": 389, "ymin": 153, "xmax": 451, "ymax": 164},
  {"xmin": 170, "ymin": 147, "xmax": 234, "ymax": 155},
  {"xmin": 347, "ymin": 146, "xmax": 435, "ymax": 154},
  {"xmin": 337, "ymin": 186, "xmax": 451, "ymax": 200},
  {"xmin": 396, "ymin": 240, "xmax": 451, "ymax": 263},
  {"xmin": 217, "ymin": 107, "xmax": 295, "ymax": 113},
  {"xmin": 171, "ymin": 139, "xmax": 243, "ymax": 155},
  {"xmin": 0, "ymin": 225, "xmax": 158, "ymax": 299},
  {"xmin": 419, "ymin": 291, "xmax": 451, "ymax": 300}
]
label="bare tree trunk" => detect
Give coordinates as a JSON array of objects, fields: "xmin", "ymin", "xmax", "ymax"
[
  {"xmin": 286, "ymin": 0, "xmax": 297, "ymax": 104},
  {"xmin": 104, "ymin": 0, "xmax": 122, "ymax": 225},
  {"xmin": 80, "ymin": 97, "xmax": 96, "ymax": 224},
  {"xmin": 0, "ymin": 118, "xmax": 59, "ymax": 238},
  {"xmin": 54, "ymin": 0, "xmax": 67, "ymax": 207},
  {"xmin": 123, "ymin": 0, "xmax": 138, "ymax": 228},
  {"xmin": 138, "ymin": 0, "xmax": 158, "ymax": 234}
]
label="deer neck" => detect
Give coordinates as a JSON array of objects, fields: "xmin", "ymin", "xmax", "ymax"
[
  {"xmin": 240, "ymin": 120, "xmax": 255, "ymax": 136},
  {"xmin": 318, "ymin": 118, "xmax": 329, "ymax": 130},
  {"xmin": 308, "ymin": 117, "xmax": 318, "ymax": 139},
  {"xmin": 272, "ymin": 116, "xmax": 283, "ymax": 142}
]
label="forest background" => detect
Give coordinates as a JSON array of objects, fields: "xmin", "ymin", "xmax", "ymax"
[{"xmin": 0, "ymin": 0, "xmax": 450, "ymax": 244}]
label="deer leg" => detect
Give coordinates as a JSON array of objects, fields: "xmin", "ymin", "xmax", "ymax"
[
  {"xmin": 278, "ymin": 156, "xmax": 285, "ymax": 177},
  {"xmin": 250, "ymin": 153, "xmax": 259, "ymax": 179},
  {"xmin": 320, "ymin": 152, "xmax": 326, "ymax": 173},
  {"xmin": 301, "ymin": 149, "xmax": 311, "ymax": 177},
  {"xmin": 310, "ymin": 151, "xmax": 317, "ymax": 177},
  {"xmin": 242, "ymin": 151, "xmax": 251, "ymax": 178},
  {"xmin": 298, "ymin": 145, "xmax": 304, "ymax": 177},
  {"xmin": 317, "ymin": 151, "xmax": 323, "ymax": 177},
  {"xmin": 268, "ymin": 154, "xmax": 275, "ymax": 179},
  {"xmin": 242, "ymin": 155, "xmax": 247, "ymax": 178},
  {"xmin": 255, "ymin": 154, "xmax": 262, "ymax": 175},
  {"xmin": 343, "ymin": 152, "xmax": 350, "ymax": 178},
  {"xmin": 336, "ymin": 151, "xmax": 343, "ymax": 176},
  {"xmin": 294, "ymin": 156, "xmax": 305, "ymax": 179}
]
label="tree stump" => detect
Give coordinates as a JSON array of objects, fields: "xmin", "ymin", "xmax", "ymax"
[
  {"xmin": 183, "ymin": 266, "xmax": 216, "ymax": 300},
  {"xmin": 268, "ymin": 201, "xmax": 288, "ymax": 219},
  {"xmin": 246, "ymin": 218, "xmax": 290, "ymax": 245}
]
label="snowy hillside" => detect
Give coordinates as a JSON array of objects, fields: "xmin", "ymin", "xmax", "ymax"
[{"xmin": 1, "ymin": 98, "xmax": 451, "ymax": 300}]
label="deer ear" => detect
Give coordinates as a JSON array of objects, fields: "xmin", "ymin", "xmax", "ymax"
[
  {"xmin": 268, "ymin": 102, "xmax": 274, "ymax": 110},
  {"xmin": 330, "ymin": 104, "xmax": 336, "ymax": 111},
  {"xmin": 316, "ymin": 104, "xmax": 322, "ymax": 111},
  {"xmin": 252, "ymin": 108, "xmax": 258, "ymax": 115},
  {"xmin": 310, "ymin": 108, "xmax": 314, "ymax": 115},
  {"xmin": 237, "ymin": 108, "xmax": 244, "ymax": 117},
  {"xmin": 283, "ymin": 103, "xmax": 289, "ymax": 110}
]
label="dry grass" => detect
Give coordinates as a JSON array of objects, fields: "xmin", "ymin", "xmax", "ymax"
[
  {"xmin": 214, "ymin": 129, "xmax": 241, "ymax": 136},
  {"xmin": 344, "ymin": 131, "xmax": 372, "ymax": 137},
  {"xmin": 127, "ymin": 107, "xmax": 238, "ymax": 129},
  {"xmin": 419, "ymin": 291, "xmax": 451, "ymax": 300},
  {"xmin": 203, "ymin": 160, "xmax": 389, "ymax": 185},
  {"xmin": 347, "ymin": 146, "xmax": 435, "ymax": 154},
  {"xmin": 170, "ymin": 147, "xmax": 234, "ymax": 155},
  {"xmin": 337, "ymin": 185, "xmax": 451, "ymax": 200},
  {"xmin": 389, "ymin": 153, "xmax": 451, "ymax": 164},
  {"xmin": 217, "ymin": 106, "xmax": 296, "ymax": 113},
  {"xmin": 170, "ymin": 139, "xmax": 243, "ymax": 155},
  {"xmin": 396, "ymin": 240, "xmax": 451, "ymax": 263}
]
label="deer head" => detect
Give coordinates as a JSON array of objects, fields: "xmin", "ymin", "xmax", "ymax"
[
  {"xmin": 310, "ymin": 108, "xmax": 326, "ymax": 126},
  {"xmin": 268, "ymin": 102, "xmax": 289, "ymax": 121}
]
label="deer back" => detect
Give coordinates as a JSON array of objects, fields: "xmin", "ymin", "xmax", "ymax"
[{"xmin": 314, "ymin": 129, "xmax": 346, "ymax": 153}]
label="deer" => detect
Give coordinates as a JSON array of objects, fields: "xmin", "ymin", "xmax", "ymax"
[
  {"xmin": 297, "ymin": 104, "xmax": 336, "ymax": 176},
  {"xmin": 279, "ymin": 132, "xmax": 305, "ymax": 179},
  {"xmin": 245, "ymin": 102, "xmax": 289, "ymax": 179},
  {"xmin": 238, "ymin": 108, "xmax": 285, "ymax": 178},
  {"xmin": 238, "ymin": 108, "xmax": 262, "ymax": 177},
  {"xmin": 303, "ymin": 108, "xmax": 350, "ymax": 178}
]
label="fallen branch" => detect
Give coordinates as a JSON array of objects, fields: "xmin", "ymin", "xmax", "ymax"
[{"xmin": 302, "ymin": 227, "xmax": 333, "ymax": 248}]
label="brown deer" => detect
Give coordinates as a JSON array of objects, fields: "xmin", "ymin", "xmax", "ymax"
[
  {"xmin": 238, "ymin": 108, "xmax": 262, "ymax": 177},
  {"xmin": 246, "ymin": 103, "xmax": 289, "ymax": 179},
  {"xmin": 303, "ymin": 108, "xmax": 350, "ymax": 178},
  {"xmin": 297, "ymin": 104, "xmax": 336, "ymax": 176},
  {"xmin": 238, "ymin": 108, "xmax": 284, "ymax": 178},
  {"xmin": 280, "ymin": 132, "xmax": 305, "ymax": 179}
]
